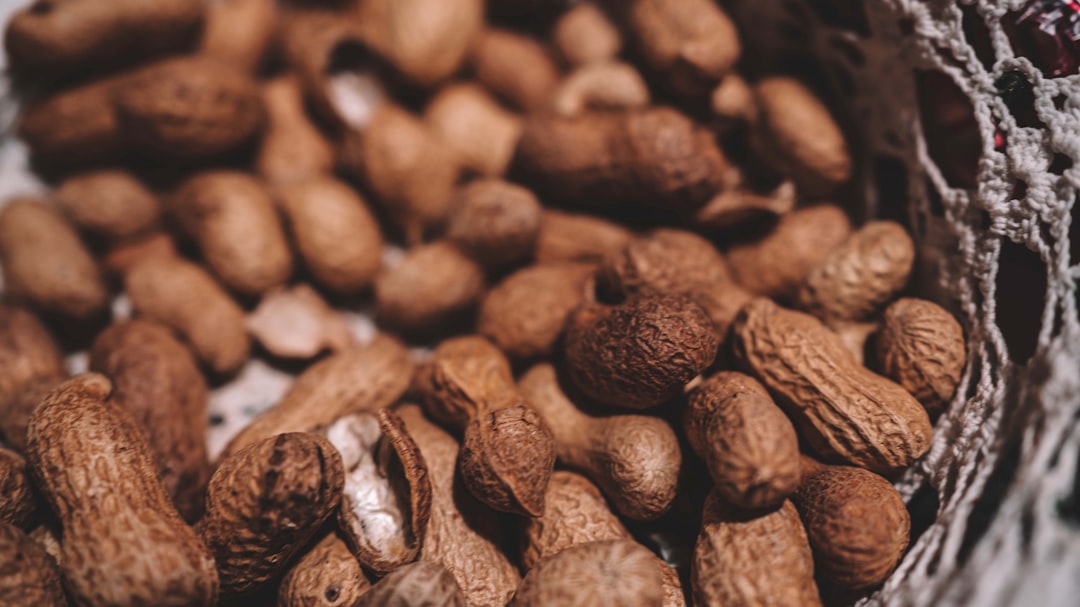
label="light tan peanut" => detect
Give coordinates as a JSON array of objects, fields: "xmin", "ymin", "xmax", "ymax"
[
  {"xmin": 684, "ymin": 372, "xmax": 800, "ymax": 509},
  {"xmin": 278, "ymin": 532, "xmax": 371, "ymax": 607},
  {"xmin": 375, "ymin": 242, "xmax": 486, "ymax": 337},
  {"xmin": 732, "ymin": 298, "xmax": 933, "ymax": 475},
  {"xmin": 552, "ymin": 3, "xmax": 622, "ymax": 67},
  {"xmin": 552, "ymin": 61, "xmax": 650, "ymax": 117},
  {"xmin": 354, "ymin": 561, "xmax": 466, "ymax": 607},
  {"xmin": 125, "ymin": 256, "xmax": 250, "ymax": 376},
  {"xmin": 874, "ymin": 298, "xmax": 967, "ymax": 415},
  {"xmin": 199, "ymin": 0, "xmax": 277, "ymax": 73},
  {"xmin": 247, "ymin": 285, "xmax": 355, "ymax": 360},
  {"xmin": 710, "ymin": 73, "xmax": 758, "ymax": 125},
  {"xmin": 26, "ymin": 374, "xmax": 219, "ymax": 607},
  {"xmin": 793, "ymin": 456, "xmax": 910, "ymax": 590},
  {"xmin": 198, "ymin": 432, "xmax": 344, "ymax": 598},
  {"xmin": 510, "ymin": 540, "xmax": 664, "ymax": 607},
  {"xmin": 478, "ymin": 262, "xmax": 595, "ymax": 361},
  {"xmin": 169, "ymin": 171, "xmax": 293, "ymax": 296},
  {"xmin": 0, "ymin": 304, "xmax": 65, "ymax": 445},
  {"xmin": 691, "ymin": 494, "xmax": 821, "ymax": 607},
  {"xmin": 832, "ymin": 320, "xmax": 879, "ymax": 366},
  {"xmin": 444, "ymin": 179, "xmax": 542, "ymax": 270},
  {"xmin": 276, "ymin": 178, "xmax": 383, "ymax": 294},
  {"xmin": 535, "ymin": 209, "xmax": 634, "ymax": 264},
  {"xmin": 425, "ymin": 84, "xmax": 523, "ymax": 177},
  {"xmin": 397, "ymin": 404, "xmax": 521, "ymax": 607},
  {"xmin": 55, "ymin": 170, "xmax": 161, "ymax": 240},
  {"xmin": 0, "ymin": 199, "xmax": 108, "ymax": 320},
  {"xmin": 727, "ymin": 204, "xmax": 852, "ymax": 299},
  {"xmin": 473, "ymin": 28, "xmax": 561, "ymax": 111},
  {"xmin": 414, "ymin": 336, "xmax": 555, "ymax": 516},
  {"xmin": 753, "ymin": 77, "xmax": 851, "ymax": 198},
  {"xmin": 0, "ymin": 522, "xmax": 67, "ymax": 607},
  {"xmin": 102, "ymin": 231, "xmax": 179, "ymax": 279},
  {"xmin": 257, "ymin": 76, "xmax": 336, "ymax": 187},
  {"xmin": 796, "ymin": 221, "xmax": 915, "ymax": 323},
  {"xmin": 518, "ymin": 364, "xmax": 681, "ymax": 521},
  {"xmin": 0, "ymin": 448, "xmax": 38, "ymax": 529},
  {"xmin": 0, "ymin": 376, "xmax": 65, "ymax": 453},
  {"xmin": 89, "ymin": 320, "xmax": 209, "ymax": 521},
  {"xmin": 222, "ymin": 335, "xmax": 413, "ymax": 457}
]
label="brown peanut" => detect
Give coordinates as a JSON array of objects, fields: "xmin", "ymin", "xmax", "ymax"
[
  {"xmin": 101, "ymin": 231, "xmax": 179, "ymax": 279},
  {"xmin": 199, "ymin": 0, "xmax": 277, "ymax": 73},
  {"xmin": 354, "ymin": 560, "xmax": 466, "ymax": 607},
  {"xmin": 256, "ymin": 76, "xmax": 336, "ymax": 187},
  {"xmin": 535, "ymin": 209, "xmax": 634, "ymax": 264},
  {"xmin": 510, "ymin": 540, "xmax": 664, "ymax": 607},
  {"xmin": 55, "ymin": 171, "xmax": 161, "ymax": 241},
  {"xmin": 0, "ymin": 522, "xmax": 67, "ymax": 607},
  {"xmin": 0, "ymin": 448, "xmax": 38, "ymax": 529},
  {"xmin": 0, "ymin": 304, "xmax": 65, "ymax": 445},
  {"xmin": 445, "ymin": 179, "xmax": 543, "ymax": 270},
  {"xmin": 518, "ymin": 364, "xmax": 681, "ymax": 521},
  {"xmin": 0, "ymin": 376, "xmax": 65, "ymax": 453},
  {"xmin": 732, "ymin": 298, "xmax": 933, "ymax": 475},
  {"xmin": 473, "ymin": 28, "xmax": 561, "ymax": 111},
  {"xmin": 551, "ymin": 61, "xmax": 651, "ymax": 117},
  {"xmin": 552, "ymin": 3, "xmax": 622, "ymax": 67},
  {"xmin": 375, "ymin": 242, "xmax": 486, "ymax": 337},
  {"xmin": 710, "ymin": 74, "xmax": 758, "ymax": 125},
  {"xmin": 690, "ymin": 181, "xmax": 797, "ymax": 233},
  {"xmin": 278, "ymin": 532, "xmax": 371, "ymax": 607},
  {"xmin": 26, "ymin": 374, "xmax": 219, "ymax": 607},
  {"xmin": 425, "ymin": 84, "xmax": 523, "ymax": 177}
]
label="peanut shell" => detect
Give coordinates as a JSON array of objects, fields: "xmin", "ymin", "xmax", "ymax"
[
  {"xmin": 0, "ymin": 522, "xmax": 67, "ymax": 607},
  {"xmin": 55, "ymin": 171, "xmax": 161, "ymax": 241},
  {"xmin": 375, "ymin": 242, "xmax": 485, "ymax": 337},
  {"xmin": 0, "ymin": 448, "xmax": 37, "ymax": 529},
  {"xmin": 509, "ymin": 540, "xmax": 664, "ymax": 607},
  {"xmin": 0, "ymin": 304, "xmax": 64, "ymax": 440},
  {"xmin": 535, "ymin": 209, "xmax": 633, "ymax": 264},
  {"xmin": 278, "ymin": 532, "xmax": 371, "ymax": 607},
  {"xmin": 473, "ymin": 28, "xmax": 560, "ymax": 111},
  {"xmin": 445, "ymin": 179, "xmax": 542, "ymax": 270},
  {"xmin": 354, "ymin": 560, "xmax": 466, "ymax": 607}
]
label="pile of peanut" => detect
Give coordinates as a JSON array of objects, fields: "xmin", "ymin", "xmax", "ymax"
[{"xmin": 0, "ymin": 1, "xmax": 969, "ymax": 606}]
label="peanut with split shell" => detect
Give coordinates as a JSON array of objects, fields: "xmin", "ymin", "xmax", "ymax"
[
  {"xmin": 510, "ymin": 540, "xmax": 664, "ymax": 607},
  {"xmin": 0, "ymin": 522, "xmax": 67, "ymax": 607},
  {"xmin": 278, "ymin": 532, "xmax": 371, "ymax": 607}
]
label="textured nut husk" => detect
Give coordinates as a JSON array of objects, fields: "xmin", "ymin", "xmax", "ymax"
[
  {"xmin": 26, "ymin": 374, "xmax": 219, "ymax": 607},
  {"xmin": 415, "ymin": 336, "xmax": 555, "ymax": 516},
  {"xmin": 565, "ymin": 293, "xmax": 720, "ymax": 409},
  {"xmin": 510, "ymin": 540, "xmax": 664, "ymax": 607},
  {"xmin": 0, "ymin": 376, "xmax": 65, "ymax": 453},
  {"xmin": 684, "ymin": 372, "xmax": 800, "ymax": 509},
  {"xmin": 114, "ymin": 56, "xmax": 266, "ymax": 160},
  {"xmin": 338, "ymin": 104, "xmax": 462, "ymax": 244},
  {"xmin": 355, "ymin": 560, "xmax": 466, "ymax": 607},
  {"xmin": 102, "ymin": 230, "xmax": 179, "ymax": 278},
  {"xmin": 692, "ymin": 495, "xmax": 821, "ymax": 607},
  {"xmin": 89, "ymin": 320, "xmax": 210, "ymax": 521},
  {"xmin": 753, "ymin": 77, "xmax": 852, "ymax": 198},
  {"xmin": 17, "ymin": 76, "xmax": 121, "ymax": 164},
  {"xmin": 247, "ymin": 285, "xmax": 355, "ymax": 359},
  {"xmin": 473, "ymin": 28, "xmax": 560, "ymax": 111},
  {"xmin": 222, "ymin": 335, "xmax": 414, "ymax": 458},
  {"xmin": 0, "ymin": 199, "xmax": 108, "ymax": 319},
  {"xmin": 553, "ymin": 3, "xmax": 622, "ymax": 67},
  {"xmin": 199, "ymin": 0, "xmax": 277, "ymax": 73},
  {"xmin": 514, "ymin": 107, "xmax": 726, "ymax": 213},
  {"xmin": 0, "ymin": 305, "xmax": 64, "ymax": 432},
  {"xmin": 0, "ymin": 522, "xmax": 67, "ymax": 607},
  {"xmin": 518, "ymin": 364, "xmax": 681, "ymax": 521},
  {"xmin": 793, "ymin": 459, "xmax": 910, "ymax": 590},
  {"xmin": 257, "ymin": 77, "xmax": 336, "ymax": 187},
  {"xmin": 521, "ymin": 471, "xmax": 629, "ymax": 569},
  {"xmin": 796, "ymin": 221, "xmax": 916, "ymax": 323},
  {"xmin": 425, "ymin": 83, "xmax": 523, "ymax": 177},
  {"xmin": 478, "ymin": 262, "xmax": 595, "ymax": 360},
  {"xmin": 0, "ymin": 449, "xmax": 37, "ymax": 529},
  {"xmin": 732, "ymin": 298, "xmax": 933, "ymax": 475},
  {"xmin": 621, "ymin": 0, "xmax": 740, "ymax": 98},
  {"xmin": 599, "ymin": 228, "xmax": 753, "ymax": 338},
  {"xmin": 278, "ymin": 532, "xmax": 371, "ymax": 607},
  {"xmin": 375, "ymin": 242, "xmax": 485, "ymax": 337},
  {"xmin": 4, "ymin": 0, "xmax": 203, "ymax": 77},
  {"xmin": 330, "ymin": 410, "xmax": 432, "ymax": 574},
  {"xmin": 445, "ymin": 179, "xmax": 542, "ymax": 269},
  {"xmin": 727, "ymin": 204, "xmax": 852, "ymax": 299},
  {"xmin": 125, "ymin": 256, "xmax": 250, "ymax": 375},
  {"xmin": 276, "ymin": 178, "xmax": 383, "ymax": 294},
  {"xmin": 874, "ymin": 298, "xmax": 966, "ymax": 415},
  {"xmin": 552, "ymin": 61, "xmax": 651, "ymax": 117},
  {"xmin": 198, "ymin": 432, "xmax": 344, "ymax": 597},
  {"xmin": 55, "ymin": 170, "xmax": 161, "ymax": 240},
  {"xmin": 535, "ymin": 209, "xmax": 634, "ymax": 264},
  {"xmin": 396, "ymin": 404, "xmax": 520, "ymax": 607},
  {"xmin": 169, "ymin": 171, "xmax": 294, "ymax": 296}
]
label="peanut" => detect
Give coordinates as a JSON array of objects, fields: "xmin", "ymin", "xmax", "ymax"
[
  {"xmin": 518, "ymin": 364, "xmax": 681, "ymax": 521},
  {"xmin": 552, "ymin": 3, "xmax": 622, "ymax": 67},
  {"xmin": 0, "ymin": 448, "xmax": 38, "ymax": 529},
  {"xmin": 684, "ymin": 371, "xmax": 800, "ymax": 509},
  {"xmin": 510, "ymin": 540, "xmax": 664, "ymax": 607},
  {"xmin": 732, "ymin": 298, "xmax": 933, "ymax": 475},
  {"xmin": 551, "ymin": 61, "xmax": 651, "ymax": 117},
  {"xmin": 26, "ymin": 374, "xmax": 219, "ymax": 607},
  {"xmin": 0, "ymin": 522, "xmax": 67, "ymax": 607},
  {"xmin": 874, "ymin": 298, "xmax": 966, "ymax": 415},
  {"xmin": 445, "ymin": 179, "xmax": 543, "ymax": 270},
  {"xmin": 831, "ymin": 320, "xmax": 879, "ymax": 366},
  {"xmin": 55, "ymin": 170, "xmax": 161, "ymax": 241},
  {"xmin": 472, "ymin": 28, "xmax": 561, "ymax": 111},
  {"xmin": 101, "ymin": 230, "xmax": 178, "ymax": 279},
  {"xmin": 198, "ymin": 432, "xmax": 344, "ymax": 598},
  {"xmin": 247, "ymin": 285, "xmax": 355, "ymax": 360},
  {"xmin": 278, "ymin": 532, "xmax": 371, "ymax": 607},
  {"xmin": 415, "ymin": 336, "xmax": 555, "ymax": 516},
  {"xmin": 256, "ymin": 76, "xmax": 336, "ymax": 187},
  {"xmin": 0, "ymin": 376, "xmax": 65, "ymax": 453},
  {"xmin": 535, "ymin": 209, "xmax": 633, "ymax": 264},
  {"xmin": 18, "ymin": 75, "xmax": 121, "ymax": 164},
  {"xmin": 354, "ymin": 560, "xmax": 466, "ymax": 607},
  {"xmin": 710, "ymin": 74, "xmax": 758, "ymax": 125},
  {"xmin": 0, "ymin": 199, "xmax": 108, "ymax": 320},
  {"xmin": 564, "ymin": 292, "xmax": 719, "ymax": 410},
  {"xmin": 0, "ymin": 304, "xmax": 65, "ymax": 442},
  {"xmin": 425, "ymin": 84, "xmax": 523, "ymax": 177},
  {"xmin": 374, "ymin": 242, "xmax": 486, "ymax": 337},
  {"xmin": 199, "ymin": 0, "xmax": 277, "ymax": 73}
]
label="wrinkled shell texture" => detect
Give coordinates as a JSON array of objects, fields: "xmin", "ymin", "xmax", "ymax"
[
  {"xmin": 0, "ymin": 448, "xmax": 36, "ymax": 528},
  {"xmin": 565, "ymin": 293, "xmax": 719, "ymax": 409},
  {"xmin": 89, "ymin": 320, "xmax": 209, "ymax": 521},
  {"xmin": 534, "ymin": 209, "xmax": 633, "ymax": 264},
  {"xmin": 727, "ymin": 204, "xmax": 852, "ymax": 299},
  {"xmin": 0, "ymin": 199, "xmax": 108, "ymax": 319},
  {"xmin": 277, "ymin": 178, "xmax": 383, "ymax": 294},
  {"xmin": 875, "ymin": 298, "xmax": 967, "ymax": 414},
  {"xmin": 26, "ymin": 374, "xmax": 219, "ymax": 607},
  {"xmin": 103, "ymin": 231, "xmax": 178, "ymax": 278},
  {"xmin": 794, "ymin": 464, "xmax": 911, "ymax": 590},
  {"xmin": 445, "ymin": 179, "xmax": 542, "ymax": 268},
  {"xmin": 733, "ymin": 298, "xmax": 932, "ymax": 475},
  {"xmin": 223, "ymin": 335, "xmax": 414, "ymax": 457},
  {"xmin": 685, "ymin": 372, "xmax": 801, "ymax": 509},
  {"xmin": 125, "ymin": 255, "xmax": 250, "ymax": 375},
  {"xmin": 375, "ymin": 242, "xmax": 485, "ymax": 336},
  {"xmin": 199, "ymin": 432, "xmax": 344, "ymax": 597},
  {"xmin": 0, "ymin": 522, "xmax": 66, "ymax": 607},
  {"xmin": 692, "ymin": 495, "xmax": 821, "ymax": 607},
  {"xmin": 354, "ymin": 560, "xmax": 466, "ymax": 607},
  {"xmin": 796, "ymin": 221, "xmax": 916, "ymax": 323},
  {"xmin": 0, "ymin": 305, "xmax": 64, "ymax": 427},
  {"xmin": 397, "ymin": 405, "xmax": 520, "ymax": 607},
  {"xmin": 170, "ymin": 171, "xmax": 293, "ymax": 296},
  {"xmin": 510, "ymin": 540, "xmax": 664, "ymax": 607},
  {"xmin": 257, "ymin": 76, "xmax": 335, "ymax": 187},
  {"xmin": 278, "ymin": 532, "xmax": 371, "ymax": 607},
  {"xmin": 473, "ymin": 28, "xmax": 560, "ymax": 111},
  {"xmin": 55, "ymin": 170, "xmax": 161, "ymax": 240},
  {"xmin": 425, "ymin": 83, "xmax": 522, "ymax": 177},
  {"xmin": 553, "ymin": 3, "xmax": 622, "ymax": 66},
  {"xmin": 0, "ymin": 376, "xmax": 64, "ymax": 454},
  {"xmin": 521, "ymin": 471, "xmax": 630, "ymax": 569},
  {"xmin": 478, "ymin": 262, "xmax": 595, "ymax": 360}
]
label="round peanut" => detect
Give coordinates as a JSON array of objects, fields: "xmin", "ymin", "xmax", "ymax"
[
  {"xmin": 445, "ymin": 179, "xmax": 543, "ymax": 270},
  {"xmin": 552, "ymin": 3, "xmax": 622, "ymax": 67},
  {"xmin": 55, "ymin": 170, "xmax": 160, "ymax": 241},
  {"xmin": 510, "ymin": 540, "xmax": 664, "ymax": 607},
  {"xmin": 425, "ymin": 84, "xmax": 523, "ymax": 177},
  {"xmin": 375, "ymin": 242, "xmax": 486, "ymax": 337}
]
